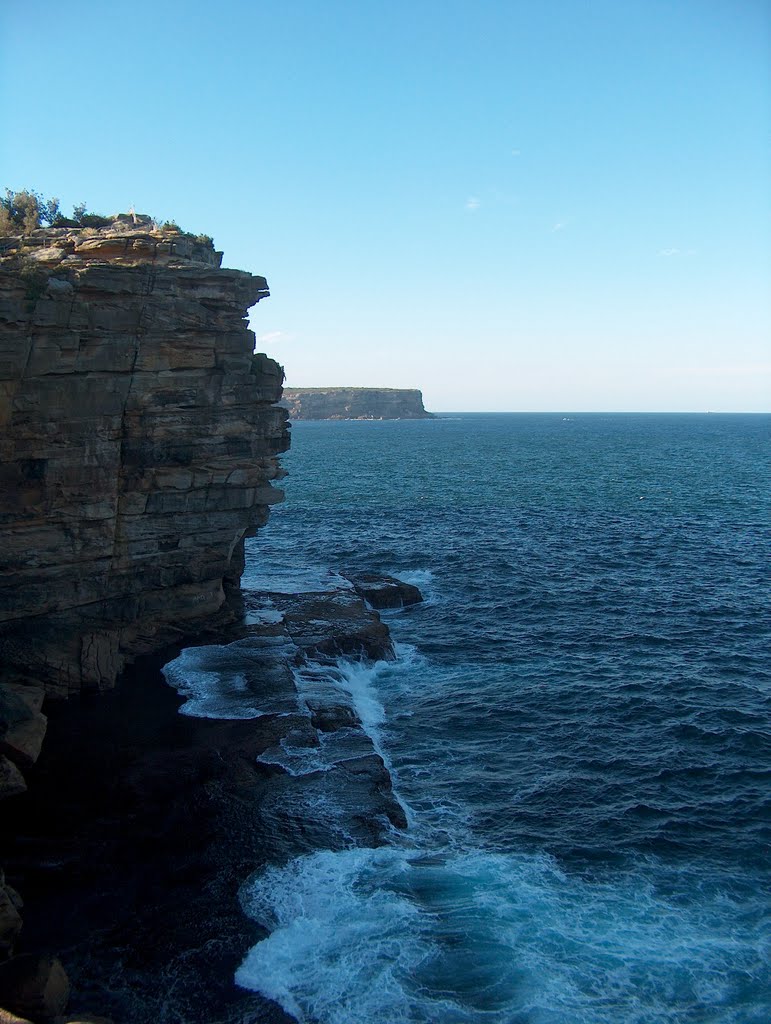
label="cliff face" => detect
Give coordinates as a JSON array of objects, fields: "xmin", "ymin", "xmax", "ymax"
[
  {"xmin": 0, "ymin": 216, "xmax": 289, "ymax": 699},
  {"xmin": 281, "ymin": 387, "xmax": 433, "ymax": 420}
]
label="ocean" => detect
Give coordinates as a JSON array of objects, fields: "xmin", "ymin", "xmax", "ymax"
[{"xmin": 182, "ymin": 413, "xmax": 770, "ymax": 1023}]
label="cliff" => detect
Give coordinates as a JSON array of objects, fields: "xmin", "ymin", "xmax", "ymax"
[
  {"xmin": 280, "ymin": 386, "xmax": 433, "ymax": 420},
  {"xmin": 0, "ymin": 216, "xmax": 418, "ymax": 1021},
  {"xmin": 0, "ymin": 215, "xmax": 289, "ymax": 710}
]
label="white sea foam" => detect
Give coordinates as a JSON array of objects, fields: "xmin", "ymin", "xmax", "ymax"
[
  {"xmin": 292, "ymin": 647, "xmax": 425, "ymax": 766},
  {"xmin": 258, "ymin": 736, "xmax": 331, "ymax": 777},
  {"xmin": 236, "ymin": 845, "xmax": 768, "ymax": 1024},
  {"xmin": 388, "ymin": 568, "xmax": 435, "ymax": 588},
  {"xmin": 333, "ymin": 661, "xmax": 386, "ymax": 733},
  {"xmin": 161, "ymin": 639, "xmax": 298, "ymax": 719},
  {"xmin": 284, "ymin": 647, "xmax": 423, "ymax": 829},
  {"xmin": 244, "ymin": 607, "xmax": 285, "ymax": 626},
  {"xmin": 236, "ymin": 848, "xmax": 440, "ymax": 1024}
]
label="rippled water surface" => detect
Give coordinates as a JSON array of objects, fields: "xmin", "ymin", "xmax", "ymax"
[{"xmin": 235, "ymin": 413, "xmax": 770, "ymax": 1023}]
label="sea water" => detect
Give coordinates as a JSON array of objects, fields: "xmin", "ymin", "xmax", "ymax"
[{"xmin": 200, "ymin": 414, "xmax": 771, "ymax": 1022}]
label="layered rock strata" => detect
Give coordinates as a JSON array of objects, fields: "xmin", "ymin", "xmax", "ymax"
[
  {"xmin": 0, "ymin": 215, "xmax": 289, "ymax": 1012},
  {"xmin": 281, "ymin": 386, "xmax": 433, "ymax": 420},
  {"xmin": 0, "ymin": 214, "xmax": 289, "ymax": 703}
]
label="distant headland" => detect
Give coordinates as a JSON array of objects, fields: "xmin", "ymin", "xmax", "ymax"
[{"xmin": 280, "ymin": 387, "xmax": 434, "ymax": 420}]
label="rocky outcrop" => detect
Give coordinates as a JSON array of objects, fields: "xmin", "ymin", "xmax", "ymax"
[
  {"xmin": 0, "ymin": 215, "xmax": 289, "ymax": 700},
  {"xmin": 340, "ymin": 571, "xmax": 424, "ymax": 609},
  {"xmin": 280, "ymin": 387, "xmax": 433, "ymax": 420}
]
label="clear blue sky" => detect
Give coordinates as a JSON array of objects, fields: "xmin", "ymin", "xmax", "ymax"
[{"xmin": 2, "ymin": 0, "xmax": 769, "ymax": 411}]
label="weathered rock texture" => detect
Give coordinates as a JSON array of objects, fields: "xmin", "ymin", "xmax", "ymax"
[
  {"xmin": 0, "ymin": 215, "xmax": 289, "ymax": 701},
  {"xmin": 281, "ymin": 386, "xmax": 433, "ymax": 420}
]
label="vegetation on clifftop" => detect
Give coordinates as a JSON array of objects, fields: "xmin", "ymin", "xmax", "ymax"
[
  {"xmin": 0, "ymin": 189, "xmax": 112, "ymax": 232},
  {"xmin": 0, "ymin": 190, "xmax": 214, "ymax": 250}
]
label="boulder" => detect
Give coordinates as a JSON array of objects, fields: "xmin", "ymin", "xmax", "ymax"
[
  {"xmin": 340, "ymin": 572, "xmax": 423, "ymax": 609},
  {"xmin": 0, "ymin": 690, "xmax": 47, "ymax": 767},
  {"xmin": 0, "ymin": 956, "xmax": 69, "ymax": 1022},
  {"xmin": 0, "ymin": 759, "xmax": 26, "ymax": 801},
  {"xmin": 0, "ymin": 888, "xmax": 22, "ymax": 957}
]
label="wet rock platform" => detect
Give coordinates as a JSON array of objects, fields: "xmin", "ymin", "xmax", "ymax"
[{"xmin": 0, "ymin": 581, "xmax": 412, "ymax": 1024}]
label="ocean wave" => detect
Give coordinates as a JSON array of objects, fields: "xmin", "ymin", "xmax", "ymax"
[{"xmin": 236, "ymin": 845, "xmax": 769, "ymax": 1024}]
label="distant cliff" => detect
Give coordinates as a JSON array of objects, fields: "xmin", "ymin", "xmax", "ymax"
[
  {"xmin": 281, "ymin": 387, "xmax": 433, "ymax": 420},
  {"xmin": 0, "ymin": 215, "xmax": 289, "ymax": 706}
]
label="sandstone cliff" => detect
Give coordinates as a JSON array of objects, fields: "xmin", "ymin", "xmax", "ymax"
[
  {"xmin": 281, "ymin": 386, "xmax": 433, "ymax": 420},
  {"xmin": 0, "ymin": 215, "xmax": 289, "ymax": 709}
]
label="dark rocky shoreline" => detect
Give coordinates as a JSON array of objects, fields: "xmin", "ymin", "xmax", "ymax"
[{"xmin": 0, "ymin": 580, "xmax": 413, "ymax": 1024}]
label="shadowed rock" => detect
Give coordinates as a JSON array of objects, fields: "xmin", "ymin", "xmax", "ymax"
[{"xmin": 0, "ymin": 955, "xmax": 70, "ymax": 1022}]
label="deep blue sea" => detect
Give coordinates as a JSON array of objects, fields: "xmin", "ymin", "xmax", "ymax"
[{"xmin": 193, "ymin": 414, "xmax": 771, "ymax": 1023}]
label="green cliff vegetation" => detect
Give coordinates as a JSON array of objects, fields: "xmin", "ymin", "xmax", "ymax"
[
  {"xmin": 0, "ymin": 190, "xmax": 214, "ymax": 250},
  {"xmin": 0, "ymin": 189, "xmax": 112, "ymax": 232}
]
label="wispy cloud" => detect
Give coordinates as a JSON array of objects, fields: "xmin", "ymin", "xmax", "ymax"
[
  {"xmin": 659, "ymin": 247, "xmax": 698, "ymax": 257},
  {"xmin": 465, "ymin": 196, "xmax": 481, "ymax": 212},
  {"xmin": 550, "ymin": 220, "xmax": 566, "ymax": 233},
  {"xmin": 511, "ymin": 148, "xmax": 521, "ymax": 157}
]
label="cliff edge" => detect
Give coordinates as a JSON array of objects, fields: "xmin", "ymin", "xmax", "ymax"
[
  {"xmin": 0, "ymin": 215, "xmax": 290, "ymax": 706},
  {"xmin": 281, "ymin": 386, "xmax": 433, "ymax": 420}
]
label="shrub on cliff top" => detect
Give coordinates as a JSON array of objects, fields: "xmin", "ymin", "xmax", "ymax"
[
  {"xmin": 0, "ymin": 189, "xmax": 112, "ymax": 232},
  {"xmin": 0, "ymin": 189, "xmax": 60, "ymax": 232}
]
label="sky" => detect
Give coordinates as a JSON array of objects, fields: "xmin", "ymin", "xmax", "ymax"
[{"xmin": 1, "ymin": 0, "xmax": 769, "ymax": 412}]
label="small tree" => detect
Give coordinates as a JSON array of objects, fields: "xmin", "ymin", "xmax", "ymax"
[
  {"xmin": 0, "ymin": 189, "xmax": 63, "ymax": 230},
  {"xmin": 0, "ymin": 189, "xmax": 41, "ymax": 230}
]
